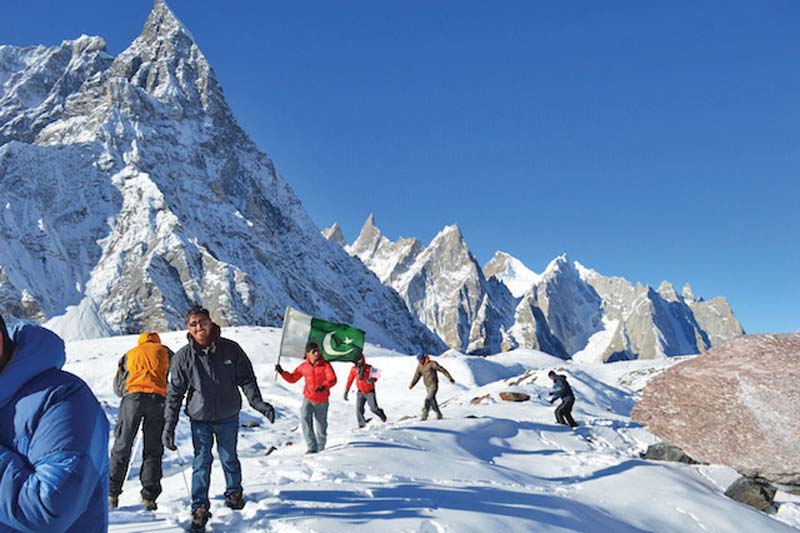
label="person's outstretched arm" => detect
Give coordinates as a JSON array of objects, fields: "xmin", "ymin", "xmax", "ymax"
[
  {"xmin": 0, "ymin": 382, "xmax": 108, "ymax": 531},
  {"xmin": 409, "ymin": 367, "xmax": 422, "ymax": 389},
  {"xmin": 235, "ymin": 346, "xmax": 264, "ymax": 406},
  {"xmin": 435, "ymin": 362, "xmax": 455, "ymax": 382}
]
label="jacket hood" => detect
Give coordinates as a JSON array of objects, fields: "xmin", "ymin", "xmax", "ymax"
[
  {"xmin": 138, "ymin": 331, "xmax": 162, "ymax": 345},
  {"xmin": 0, "ymin": 323, "xmax": 66, "ymax": 408}
]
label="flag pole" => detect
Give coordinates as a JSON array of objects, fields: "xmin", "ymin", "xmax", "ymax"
[{"xmin": 275, "ymin": 306, "xmax": 290, "ymax": 381}]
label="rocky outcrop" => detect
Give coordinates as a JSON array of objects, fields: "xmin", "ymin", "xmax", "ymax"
[
  {"xmin": 724, "ymin": 476, "xmax": 777, "ymax": 512},
  {"xmin": 632, "ymin": 333, "xmax": 800, "ymax": 486},
  {"xmin": 643, "ymin": 442, "xmax": 702, "ymax": 464},
  {"xmin": 499, "ymin": 392, "xmax": 531, "ymax": 402}
]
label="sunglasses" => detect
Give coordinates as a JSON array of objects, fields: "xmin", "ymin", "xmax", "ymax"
[{"xmin": 187, "ymin": 318, "xmax": 210, "ymax": 327}]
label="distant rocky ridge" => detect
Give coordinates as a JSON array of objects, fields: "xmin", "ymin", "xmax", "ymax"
[
  {"xmin": 0, "ymin": 1, "xmax": 444, "ymax": 353},
  {"xmin": 324, "ymin": 216, "xmax": 744, "ymax": 361}
]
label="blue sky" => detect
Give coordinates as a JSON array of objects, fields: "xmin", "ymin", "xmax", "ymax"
[{"xmin": 2, "ymin": 1, "xmax": 798, "ymax": 333}]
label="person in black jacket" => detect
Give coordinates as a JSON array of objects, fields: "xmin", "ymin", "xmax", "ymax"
[
  {"xmin": 162, "ymin": 306, "xmax": 275, "ymax": 532},
  {"xmin": 547, "ymin": 370, "xmax": 577, "ymax": 428}
]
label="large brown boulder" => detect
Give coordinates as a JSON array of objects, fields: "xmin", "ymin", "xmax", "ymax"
[{"xmin": 632, "ymin": 333, "xmax": 800, "ymax": 486}]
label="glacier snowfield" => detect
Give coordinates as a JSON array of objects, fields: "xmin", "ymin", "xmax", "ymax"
[{"xmin": 64, "ymin": 327, "xmax": 800, "ymax": 532}]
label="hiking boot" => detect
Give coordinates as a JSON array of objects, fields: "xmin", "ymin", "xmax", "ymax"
[
  {"xmin": 225, "ymin": 491, "xmax": 245, "ymax": 510},
  {"xmin": 420, "ymin": 412, "xmax": 428, "ymax": 421},
  {"xmin": 190, "ymin": 506, "xmax": 210, "ymax": 532},
  {"xmin": 378, "ymin": 411, "xmax": 387, "ymax": 422},
  {"xmin": 436, "ymin": 412, "xmax": 443, "ymax": 420},
  {"xmin": 142, "ymin": 498, "xmax": 157, "ymax": 511},
  {"xmin": 108, "ymin": 495, "xmax": 119, "ymax": 510}
]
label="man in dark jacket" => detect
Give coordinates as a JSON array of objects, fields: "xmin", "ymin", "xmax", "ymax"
[
  {"xmin": 0, "ymin": 313, "xmax": 109, "ymax": 532},
  {"xmin": 409, "ymin": 354, "xmax": 455, "ymax": 420},
  {"xmin": 548, "ymin": 370, "xmax": 578, "ymax": 427},
  {"xmin": 162, "ymin": 306, "xmax": 275, "ymax": 532},
  {"xmin": 109, "ymin": 331, "xmax": 172, "ymax": 511}
]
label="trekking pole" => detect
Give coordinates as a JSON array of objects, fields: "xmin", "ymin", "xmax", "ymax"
[{"xmin": 175, "ymin": 446, "xmax": 192, "ymax": 501}]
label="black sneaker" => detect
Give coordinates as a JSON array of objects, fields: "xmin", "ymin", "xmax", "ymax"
[
  {"xmin": 225, "ymin": 491, "xmax": 245, "ymax": 510},
  {"xmin": 142, "ymin": 498, "xmax": 157, "ymax": 511},
  {"xmin": 190, "ymin": 506, "xmax": 210, "ymax": 532}
]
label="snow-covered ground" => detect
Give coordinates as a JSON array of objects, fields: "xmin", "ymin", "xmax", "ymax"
[{"xmin": 63, "ymin": 327, "xmax": 800, "ymax": 532}]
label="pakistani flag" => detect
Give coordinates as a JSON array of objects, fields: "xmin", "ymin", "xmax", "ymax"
[{"xmin": 278, "ymin": 307, "xmax": 365, "ymax": 363}]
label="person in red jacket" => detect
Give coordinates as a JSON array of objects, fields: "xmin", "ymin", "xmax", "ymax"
[
  {"xmin": 275, "ymin": 342, "xmax": 337, "ymax": 453},
  {"xmin": 344, "ymin": 353, "xmax": 387, "ymax": 428}
]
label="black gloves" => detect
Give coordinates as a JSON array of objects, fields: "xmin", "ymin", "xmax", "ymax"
[
  {"xmin": 162, "ymin": 429, "xmax": 176, "ymax": 451},
  {"xmin": 315, "ymin": 385, "xmax": 327, "ymax": 393},
  {"xmin": 450, "ymin": 379, "xmax": 455, "ymax": 384},
  {"xmin": 275, "ymin": 364, "xmax": 284, "ymax": 373},
  {"xmin": 343, "ymin": 392, "xmax": 349, "ymax": 401},
  {"xmin": 255, "ymin": 401, "xmax": 275, "ymax": 424}
]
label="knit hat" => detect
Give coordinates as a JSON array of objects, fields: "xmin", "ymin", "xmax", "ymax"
[{"xmin": 416, "ymin": 353, "xmax": 426, "ymax": 362}]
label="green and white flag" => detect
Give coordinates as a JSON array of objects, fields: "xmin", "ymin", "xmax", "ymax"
[{"xmin": 278, "ymin": 306, "xmax": 365, "ymax": 364}]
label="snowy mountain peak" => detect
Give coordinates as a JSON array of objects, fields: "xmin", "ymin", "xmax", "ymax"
[
  {"xmin": 681, "ymin": 283, "xmax": 695, "ymax": 302},
  {"xmin": 321, "ymin": 223, "xmax": 347, "ymax": 247},
  {"xmin": 657, "ymin": 281, "xmax": 680, "ymax": 302},
  {"xmin": 0, "ymin": 5, "xmax": 445, "ymax": 354},
  {"xmin": 483, "ymin": 251, "xmax": 541, "ymax": 298},
  {"xmin": 109, "ymin": 0, "xmax": 224, "ymax": 115},
  {"xmin": 541, "ymin": 253, "xmax": 573, "ymax": 280},
  {"xmin": 429, "ymin": 224, "xmax": 467, "ymax": 249},
  {"xmin": 574, "ymin": 260, "xmax": 600, "ymax": 281}
]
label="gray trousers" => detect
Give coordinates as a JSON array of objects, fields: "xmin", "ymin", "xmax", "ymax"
[
  {"xmin": 356, "ymin": 391, "xmax": 386, "ymax": 427},
  {"xmin": 422, "ymin": 384, "xmax": 442, "ymax": 418},
  {"xmin": 300, "ymin": 398, "xmax": 329, "ymax": 452}
]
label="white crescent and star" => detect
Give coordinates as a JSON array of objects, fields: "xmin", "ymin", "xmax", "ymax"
[{"xmin": 322, "ymin": 332, "xmax": 356, "ymax": 356}]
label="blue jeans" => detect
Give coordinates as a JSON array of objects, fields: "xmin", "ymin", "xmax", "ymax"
[{"xmin": 190, "ymin": 416, "xmax": 241, "ymax": 511}]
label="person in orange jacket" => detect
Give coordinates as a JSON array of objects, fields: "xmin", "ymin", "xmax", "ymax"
[
  {"xmin": 275, "ymin": 342, "xmax": 337, "ymax": 453},
  {"xmin": 344, "ymin": 353, "xmax": 386, "ymax": 428},
  {"xmin": 109, "ymin": 332, "xmax": 172, "ymax": 510}
]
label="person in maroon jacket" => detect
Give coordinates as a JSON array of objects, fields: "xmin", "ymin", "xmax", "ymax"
[
  {"xmin": 343, "ymin": 353, "xmax": 387, "ymax": 428},
  {"xmin": 275, "ymin": 342, "xmax": 337, "ymax": 453}
]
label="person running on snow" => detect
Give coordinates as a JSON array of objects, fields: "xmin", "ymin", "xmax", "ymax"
[
  {"xmin": 109, "ymin": 331, "xmax": 172, "ymax": 511},
  {"xmin": 547, "ymin": 370, "xmax": 578, "ymax": 428},
  {"xmin": 0, "ymin": 313, "xmax": 109, "ymax": 532},
  {"xmin": 344, "ymin": 352, "xmax": 386, "ymax": 428},
  {"xmin": 275, "ymin": 341, "xmax": 337, "ymax": 453},
  {"xmin": 163, "ymin": 306, "xmax": 275, "ymax": 533},
  {"xmin": 408, "ymin": 354, "xmax": 455, "ymax": 420}
]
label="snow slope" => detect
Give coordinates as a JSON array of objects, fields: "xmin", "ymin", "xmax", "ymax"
[{"xmin": 59, "ymin": 326, "xmax": 800, "ymax": 532}]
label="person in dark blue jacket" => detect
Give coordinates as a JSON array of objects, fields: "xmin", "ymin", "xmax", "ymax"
[
  {"xmin": 0, "ymin": 314, "xmax": 109, "ymax": 532},
  {"xmin": 548, "ymin": 370, "xmax": 578, "ymax": 428}
]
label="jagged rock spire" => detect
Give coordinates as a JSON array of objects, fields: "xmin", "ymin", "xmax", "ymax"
[{"xmin": 109, "ymin": 0, "xmax": 227, "ymax": 116}]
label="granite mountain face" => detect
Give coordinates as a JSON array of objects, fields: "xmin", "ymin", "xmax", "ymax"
[
  {"xmin": 335, "ymin": 215, "xmax": 744, "ymax": 361},
  {"xmin": 0, "ymin": 1, "xmax": 444, "ymax": 353}
]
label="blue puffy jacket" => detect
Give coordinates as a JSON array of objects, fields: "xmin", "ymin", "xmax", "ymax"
[{"xmin": 0, "ymin": 324, "xmax": 109, "ymax": 532}]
